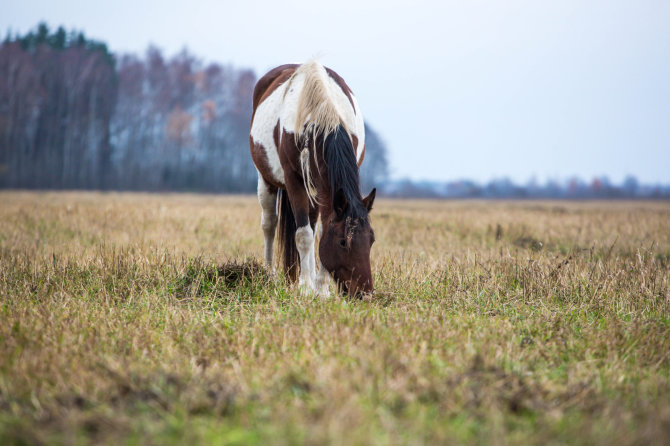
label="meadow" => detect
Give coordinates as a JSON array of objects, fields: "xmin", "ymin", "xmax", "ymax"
[{"xmin": 0, "ymin": 192, "xmax": 668, "ymax": 445}]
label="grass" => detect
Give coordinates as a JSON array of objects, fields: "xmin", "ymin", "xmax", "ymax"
[{"xmin": 0, "ymin": 191, "xmax": 669, "ymax": 445}]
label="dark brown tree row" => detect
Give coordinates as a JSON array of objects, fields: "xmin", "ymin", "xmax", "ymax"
[
  {"xmin": 0, "ymin": 23, "xmax": 389, "ymax": 192},
  {"xmin": 0, "ymin": 24, "xmax": 116, "ymax": 189}
]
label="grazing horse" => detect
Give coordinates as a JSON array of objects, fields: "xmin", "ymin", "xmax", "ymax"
[{"xmin": 249, "ymin": 61, "xmax": 376, "ymax": 297}]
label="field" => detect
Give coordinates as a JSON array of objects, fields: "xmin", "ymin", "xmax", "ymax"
[{"xmin": 1, "ymin": 192, "xmax": 669, "ymax": 445}]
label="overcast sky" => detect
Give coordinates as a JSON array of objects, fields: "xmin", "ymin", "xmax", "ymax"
[{"xmin": 4, "ymin": 0, "xmax": 670, "ymax": 183}]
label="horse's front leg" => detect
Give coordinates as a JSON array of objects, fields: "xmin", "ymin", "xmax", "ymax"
[
  {"xmin": 284, "ymin": 171, "xmax": 316, "ymax": 290},
  {"xmin": 314, "ymin": 218, "xmax": 332, "ymax": 298},
  {"xmin": 295, "ymin": 226, "xmax": 316, "ymax": 290}
]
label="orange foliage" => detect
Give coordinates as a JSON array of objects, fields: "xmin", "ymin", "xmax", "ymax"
[
  {"xmin": 166, "ymin": 106, "xmax": 193, "ymax": 145},
  {"xmin": 202, "ymin": 100, "xmax": 216, "ymax": 123}
]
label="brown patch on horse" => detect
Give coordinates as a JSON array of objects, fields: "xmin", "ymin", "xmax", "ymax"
[
  {"xmin": 350, "ymin": 134, "xmax": 363, "ymax": 166},
  {"xmin": 250, "ymin": 140, "xmax": 280, "ymax": 190},
  {"xmin": 279, "ymin": 128, "xmax": 299, "ymax": 169},
  {"xmin": 325, "ymin": 67, "xmax": 356, "ymax": 112},
  {"xmin": 358, "ymin": 144, "xmax": 366, "ymax": 168},
  {"xmin": 347, "ymin": 133, "xmax": 365, "ymax": 168},
  {"xmin": 273, "ymin": 120, "xmax": 281, "ymax": 149},
  {"xmin": 249, "ymin": 125, "xmax": 283, "ymax": 190}
]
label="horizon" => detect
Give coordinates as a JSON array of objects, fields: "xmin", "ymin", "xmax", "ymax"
[{"xmin": 3, "ymin": 0, "xmax": 670, "ymax": 184}]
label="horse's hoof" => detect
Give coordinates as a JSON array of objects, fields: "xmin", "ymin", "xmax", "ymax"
[{"xmin": 317, "ymin": 285, "xmax": 330, "ymax": 299}]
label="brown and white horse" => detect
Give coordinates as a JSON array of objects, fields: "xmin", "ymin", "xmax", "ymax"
[{"xmin": 249, "ymin": 61, "xmax": 376, "ymax": 297}]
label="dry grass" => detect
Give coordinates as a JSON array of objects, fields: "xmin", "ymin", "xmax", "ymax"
[{"xmin": 0, "ymin": 192, "xmax": 669, "ymax": 445}]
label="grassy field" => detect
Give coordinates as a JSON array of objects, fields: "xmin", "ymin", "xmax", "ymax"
[{"xmin": 1, "ymin": 192, "xmax": 669, "ymax": 445}]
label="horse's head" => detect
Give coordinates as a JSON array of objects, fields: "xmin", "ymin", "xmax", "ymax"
[{"xmin": 320, "ymin": 188, "xmax": 376, "ymax": 297}]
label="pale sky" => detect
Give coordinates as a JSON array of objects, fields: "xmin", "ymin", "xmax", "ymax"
[{"xmin": 3, "ymin": 0, "xmax": 670, "ymax": 183}]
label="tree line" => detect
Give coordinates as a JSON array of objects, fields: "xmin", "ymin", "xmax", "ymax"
[
  {"xmin": 0, "ymin": 23, "xmax": 389, "ymax": 192},
  {"xmin": 385, "ymin": 176, "xmax": 670, "ymax": 199}
]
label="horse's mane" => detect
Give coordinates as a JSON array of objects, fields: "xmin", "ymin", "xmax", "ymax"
[
  {"xmin": 290, "ymin": 60, "xmax": 348, "ymax": 143},
  {"xmin": 325, "ymin": 126, "xmax": 367, "ymax": 220}
]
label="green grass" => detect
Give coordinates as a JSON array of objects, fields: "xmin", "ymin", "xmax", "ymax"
[{"xmin": 0, "ymin": 192, "xmax": 669, "ymax": 445}]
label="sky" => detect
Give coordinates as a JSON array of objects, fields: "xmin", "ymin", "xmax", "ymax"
[{"xmin": 3, "ymin": 0, "xmax": 670, "ymax": 184}]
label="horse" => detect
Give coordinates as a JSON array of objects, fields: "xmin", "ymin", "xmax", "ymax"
[{"xmin": 249, "ymin": 61, "xmax": 376, "ymax": 297}]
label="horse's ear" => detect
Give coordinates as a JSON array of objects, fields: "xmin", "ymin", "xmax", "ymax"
[
  {"xmin": 363, "ymin": 188, "xmax": 376, "ymax": 212},
  {"xmin": 334, "ymin": 188, "xmax": 348, "ymax": 219}
]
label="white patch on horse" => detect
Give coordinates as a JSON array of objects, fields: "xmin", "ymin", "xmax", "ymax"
[
  {"xmin": 315, "ymin": 218, "xmax": 332, "ymax": 298},
  {"xmin": 351, "ymin": 95, "xmax": 366, "ymax": 164},
  {"xmin": 277, "ymin": 74, "xmax": 303, "ymax": 134},
  {"xmin": 250, "ymin": 82, "xmax": 289, "ymax": 186},
  {"xmin": 295, "ymin": 225, "xmax": 316, "ymax": 289}
]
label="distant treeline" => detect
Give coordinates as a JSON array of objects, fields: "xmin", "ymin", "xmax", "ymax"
[
  {"xmin": 0, "ymin": 23, "xmax": 389, "ymax": 192},
  {"xmin": 3, "ymin": 24, "xmax": 665, "ymax": 199},
  {"xmin": 384, "ymin": 176, "xmax": 670, "ymax": 199}
]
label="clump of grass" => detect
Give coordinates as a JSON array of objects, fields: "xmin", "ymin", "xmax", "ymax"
[
  {"xmin": 513, "ymin": 235, "xmax": 544, "ymax": 251},
  {"xmin": 175, "ymin": 259, "xmax": 270, "ymax": 300}
]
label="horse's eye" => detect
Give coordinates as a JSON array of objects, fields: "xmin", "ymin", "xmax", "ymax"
[{"xmin": 339, "ymin": 239, "xmax": 347, "ymax": 248}]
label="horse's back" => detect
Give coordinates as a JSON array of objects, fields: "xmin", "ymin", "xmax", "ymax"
[{"xmin": 250, "ymin": 62, "xmax": 365, "ymax": 189}]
